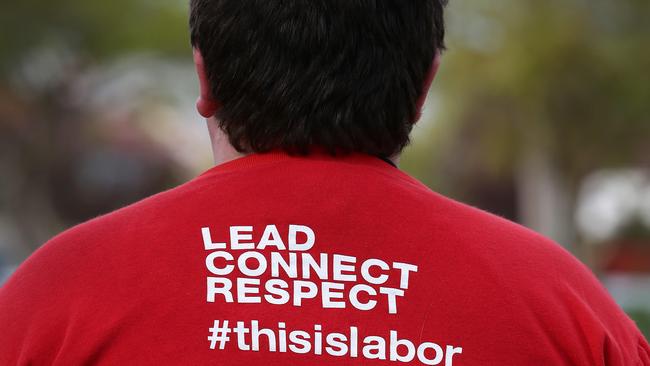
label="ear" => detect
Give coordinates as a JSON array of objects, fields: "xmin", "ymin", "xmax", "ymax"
[
  {"xmin": 413, "ymin": 51, "xmax": 442, "ymax": 123},
  {"xmin": 193, "ymin": 48, "xmax": 221, "ymax": 118}
]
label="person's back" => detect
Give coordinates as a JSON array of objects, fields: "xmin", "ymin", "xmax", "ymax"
[
  {"xmin": 2, "ymin": 150, "xmax": 648, "ymax": 365},
  {"xmin": 1, "ymin": 0, "xmax": 648, "ymax": 365}
]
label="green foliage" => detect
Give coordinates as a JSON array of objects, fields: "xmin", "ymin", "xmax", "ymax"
[
  {"xmin": 617, "ymin": 218, "xmax": 650, "ymax": 241},
  {"xmin": 409, "ymin": 0, "xmax": 650, "ymax": 187},
  {"xmin": 626, "ymin": 308, "xmax": 650, "ymax": 339},
  {"xmin": 0, "ymin": 0, "xmax": 190, "ymax": 75}
]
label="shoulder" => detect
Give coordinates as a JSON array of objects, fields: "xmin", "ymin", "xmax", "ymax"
[
  {"xmin": 417, "ymin": 190, "xmax": 607, "ymax": 305},
  {"xmin": 0, "ymin": 175, "xmax": 209, "ymax": 313},
  {"xmin": 2, "ymin": 172, "xmax": 214, "ymax": 282},
  {"xmin": 0, "ymin": 176, "xmax": 213, "ymax": 363},
  {"xmin": 425, "ymin": 193, "xmax": 650, "ymax": 363}
]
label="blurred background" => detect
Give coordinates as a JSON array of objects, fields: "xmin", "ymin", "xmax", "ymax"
[{"xmin": 0, "ymin": 0, "xmax": 648, "ymax": 336}]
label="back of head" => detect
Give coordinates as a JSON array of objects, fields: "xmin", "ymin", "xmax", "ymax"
[{"xmin": 190, "ymin": 0, "xmax": 447, "ymax": 157}]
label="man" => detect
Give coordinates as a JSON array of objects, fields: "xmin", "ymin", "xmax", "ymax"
[{"xmin": 0, "ymin": 0, "xmax": 648, "ymax": 365}]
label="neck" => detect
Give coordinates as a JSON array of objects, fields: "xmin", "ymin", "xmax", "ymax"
[
  {"xmin": 206, "ymin": 117, "xmax": 401, "ymax": 168},
  {"xmin": 206, "ymin": 118, "xmax": 247, "ymax": 166},
  {"xmin": 389, "ymin": 155, "xmax": 401, "ymax": 166}
]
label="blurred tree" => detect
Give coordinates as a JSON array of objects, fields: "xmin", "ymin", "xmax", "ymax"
[
  {"xmin": 405, "ymin": 0, "xmax": 650, "ymax": 256},
  {"xmin": 0, "ymin": 0, "xmax": 191, "ymax": 259},
  {"xmin": 0, "ymin": 0, "xmax": 188, "ymax": 73}
]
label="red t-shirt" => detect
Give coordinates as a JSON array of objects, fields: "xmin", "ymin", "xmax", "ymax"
[{"xmin": 1, "ymin": 151, "xmax": 648, "ymax": 365}]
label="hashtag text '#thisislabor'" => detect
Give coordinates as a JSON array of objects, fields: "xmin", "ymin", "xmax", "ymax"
[
  {"xmin": 208, "ymin": 320, "xmax": 463, "ymax": 366},
  {"xmin": 202, "ymin": 224, "xmax": 418, "ymax": 314}
]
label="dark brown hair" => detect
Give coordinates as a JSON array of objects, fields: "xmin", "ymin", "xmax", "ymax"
[{"xmin": 190, "ymin": 0, "xmax": 447, "ymax": 157}]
